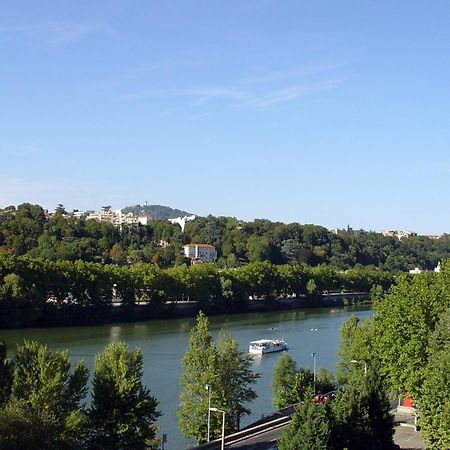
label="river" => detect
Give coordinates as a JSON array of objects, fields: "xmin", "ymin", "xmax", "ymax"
[{"xmin": 0, "ymin": 305, "xmax": 373, "ymax": 449}]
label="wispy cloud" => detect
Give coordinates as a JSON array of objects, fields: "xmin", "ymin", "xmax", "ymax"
[
  {"xmin": 117, "ymin": 60, "xmax": 347, "ymax": 113},
  {"xmin": 0, "ymin": 20, "xmax": 111, "ymax": 46},
  {"xmin": 239, "ymin": 62, "xmax": 344, "ymax": 85},
  {"xmin": 119, "ymin": 87, "xmax": 250, "ymax": 103},
  {"xmin": 240, "ymin": 79, "xmax": 343, "ymax": 110}
]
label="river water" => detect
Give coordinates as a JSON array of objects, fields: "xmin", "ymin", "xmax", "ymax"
[{"xmin": 0, "ymin": 306, "xmax": 373, "ymax": 449}]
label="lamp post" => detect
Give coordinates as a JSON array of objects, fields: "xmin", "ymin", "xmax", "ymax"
[
  {"xmin": 205, "ymin": 384, "xmax": 211, "ymax": 443},
  {"xmin": 350, "ymin": 359, "xmax": 367, "ymax": 376},
  {"xmin": 312, "ymin": 352, "xmax": 317, "ymax": 395},
  {"xmin": 209, "ymin": 407, "xmax": 226, "ymax": 450}
]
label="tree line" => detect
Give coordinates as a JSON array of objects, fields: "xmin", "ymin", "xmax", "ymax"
[
  {"xmin": 0, "ymin": 252, "xmax": 392, "ymax": 327},
  {"xmin": 1, "ymin": 203, "xmax": 450, "ymax": 271}
]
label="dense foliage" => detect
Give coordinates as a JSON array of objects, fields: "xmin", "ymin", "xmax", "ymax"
[
  {"xmin": 1, "ymin": 203, "xmax": 450, "ymax": 271},
  {"xmin": 373, "ymin": 262, "xmax": 450, "ymax": 449},
  {"xmin": 278, "ymin": 389, "xmax": 333, "ymax": 450},
  {"xmin": 374, "ymin": 263, "xmax": 450, "ymax": 398},
  {"xmin": 278, "ymin": 370, "xmax": 396, "ymax": 450},
  {"xmin": 272, "ymin": 353, "xmax": 336, "ymax": 409},
  {"xmin": 0, "ymin": 204, "xmax": 183, "ymax": 267},
  {"xmin": 178, "ymin": 312, "xmax": 259, "ymax": 444},
  {"xmin": 0, "ymin": 252, "xmax": 391, "ymax": 327},
  {"xmin": 88, "ymin": 343, "xmax": 160, "ymax": 450},
  {"xmin": 0, "ymin": 340, "xmax": 160, "ymax": 450},
  {"xmin": 276, "ymin": 312, "xmax": 399, "ymax": 450}
]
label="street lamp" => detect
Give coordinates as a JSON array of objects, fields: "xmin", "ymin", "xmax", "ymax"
[
  {"xmin": 312, "ymin": 352, "xmax": 317, "ymax": 395},
  {"xmin": 350, "ymin": 359, "xmax": 367, "ymax": 376},
  {"xmin": 209, "ymin": 407, "xmax": 226, "ymax": 450},
  {"xmin": 205, "ymin": 384, "xmax": 212, "ymax": 443}
]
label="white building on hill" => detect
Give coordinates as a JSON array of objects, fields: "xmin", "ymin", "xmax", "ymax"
[
  {"xmin": 169, "ymin": 215, "xmax": 196, "ymax": 231},
  {"xmin": 183, "ymin": 244, "xmax": 217, "ymax": 263}
]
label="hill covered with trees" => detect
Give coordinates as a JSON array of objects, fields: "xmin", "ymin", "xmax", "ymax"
[
  {"xmin": 122, "ymin": 204, "xmax": 192, "ymax": 220},
  {"xmin": 1, "ymin": 203, "xmax": 449, "ymax": 272}
]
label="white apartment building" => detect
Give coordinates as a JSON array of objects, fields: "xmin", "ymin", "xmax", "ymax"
[
  {"xmin": 86, "ymin": 209, "xmax": 146, "ymax": 227},
  {"xmin": 183, "ymin": 244, "xmax": 217, "ymax": 263}
]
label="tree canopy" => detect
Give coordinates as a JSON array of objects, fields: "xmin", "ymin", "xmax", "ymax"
[
  {"xmin": 2, "ymin": 203, "xmax": 450, "ymax": 271},
  {"xmin": 178, "ymin": 312, "xmax": 259, "ymax": 444},
  {"xmin": 0, "ymin": 340, "xmax": 161, "ymax": 450}
]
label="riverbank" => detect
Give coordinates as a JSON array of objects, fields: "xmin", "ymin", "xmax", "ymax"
[{"xmin": 0, "ymin": 292, "xmax": 370, "ymax": 329}]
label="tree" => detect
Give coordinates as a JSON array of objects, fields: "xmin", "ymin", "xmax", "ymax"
[
  {"xmin": 273, "ymin": 354, "xmax": 334, "ymax": 409},
  {"xmin": 215, "ymin": 330, "xmax": 259, "ymax": 431},
  {"xmin": 272, "ymin": 353, "xmax": 298, "ymax": 409},
  {"xmin": 88, "ymin": 342, "xmax": 160, "ymax": 450},
  {"xmin": 246, "ymin": 236, "xmax": 272, "ymax": 262},
  {"xmin": 0, "ymin": 398, "xmax": 51, "ymax": 450},
  {"xmin": 0, "ymin": 340, "xmax": 13, "ymax": 407},
  {"xmin": 291, "ymin": 368, "xmax": 314, "ymax": 402},
  {"xmin": 418, "ymin": 309, "xmax": 450, "ymax": 449},
  {"xmin": 278, "ymin": 390, "xmax": 332, "ymax": 450},
  {"xmin": 109, "ymin": 243, "xmax": 127, "ymax": 265},
  {"xmin": 374, "ymin": 268, "xmax": 450, "ymax": 397},
  {"xmin": 178, "ymin": 312, "xmax": 259, "ymax": 444},
  {"xmin": 336, "ymin": 315, "xmax": 376, "ymax": 384},
  {"xmin": 3, "ymin": 340, "xmax": 88, "ymax": 449},
  {"xmin": 178, "ymin": 312, "xmax": 218, "ymax": 444},
  {"xmin": 316, "ymin": 368, "xmax": 336, "ymax": 395},
  {"xmin": 332, "ymin": 369, "xmax": 397, "ymax": 450},
  {"xmin": 281, "ymin": 239, "xmax": 301, "ymax": 263}
]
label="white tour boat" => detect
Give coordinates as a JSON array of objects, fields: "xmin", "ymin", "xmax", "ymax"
[{"xmin": 248, "ymin": 339, "xmax": 288, "ymax": 355}]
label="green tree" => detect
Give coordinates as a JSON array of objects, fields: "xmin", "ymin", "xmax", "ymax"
[
  {"xmin": 418, "ymin": 309, "xmax": 450, "ymax": 450},
  {"xmin": 332, "ymin": 369, "xmax": 396, "ymax": 450},
  {"xmin": 246, "ymin": 235, "xmax": 272, "ymax": 262},
  {"xmin": 0, "ymin": 398, "xmax": 51, "ymax": 450},
  {"xmin": 336, "ymin": 315, "xmax": 376, "ymax": 384},
  {"xmin": 178, "ymin": 312, "xmax": 259, "ymax": 444},
  {"xmin": 291, "ymin": 368, "xmax": 314, "ymax": 402},
  {"xmin": 88, "ymin": 342, "xmax": 160, "ymax": 450},
  {"xmin": 0, "ymin": 272, "xmax": 26, "ymax": 302},
  {"xmin": 215, "ymin": 330, "xmax": 259, "ymax": 431},
  {"xmin": 178, "ymin": 312, "xmax": 218, "ymax": 444},
  {"xmin": 278, "ymin": 390, "xmax": 332, "ymax": 450},
  {"xmin": 374, "ymin": 268, "xmax": 450, "ymax": 397},
  {"xmin": 5, "ymin": 340, "xmax": 88, "ymax": 449},
  {"xmin": 0, "ymin": 340, "xmax": 13, "ymax": 407},
  {"xmin": 316, "ymin": 368, "xmax": 336, "ymax": 395},
  {"xmin": 272, "ymin": 353, "xmax": 298, "ymax": 409},
  {"xmin": 273, "ymin": 354, "xmax": 332, "ymax": 408}
]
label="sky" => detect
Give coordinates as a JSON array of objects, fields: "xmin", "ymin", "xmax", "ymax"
[{"xmin": 1, "ymin": 1, "xmax": 450, "ymax": 234}]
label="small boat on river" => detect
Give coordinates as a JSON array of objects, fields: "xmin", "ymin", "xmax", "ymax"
[{"xmin": 249, "ymin": 339, "xmax": 288, "ymax": 355}]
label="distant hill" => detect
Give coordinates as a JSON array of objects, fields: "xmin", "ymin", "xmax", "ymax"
[{"xmin": 122, "ymin": 204, "xmax": 193, "ymax": 220}]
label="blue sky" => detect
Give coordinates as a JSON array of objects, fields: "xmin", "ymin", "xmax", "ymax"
[{"xmin": 1, "ymin": 1, "xmax": 449, "ymax": 234}]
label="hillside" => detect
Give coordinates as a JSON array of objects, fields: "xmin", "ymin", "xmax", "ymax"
[{"xmin": 122, "ymin": 204, "xmax": 193, "ymax": 220}]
